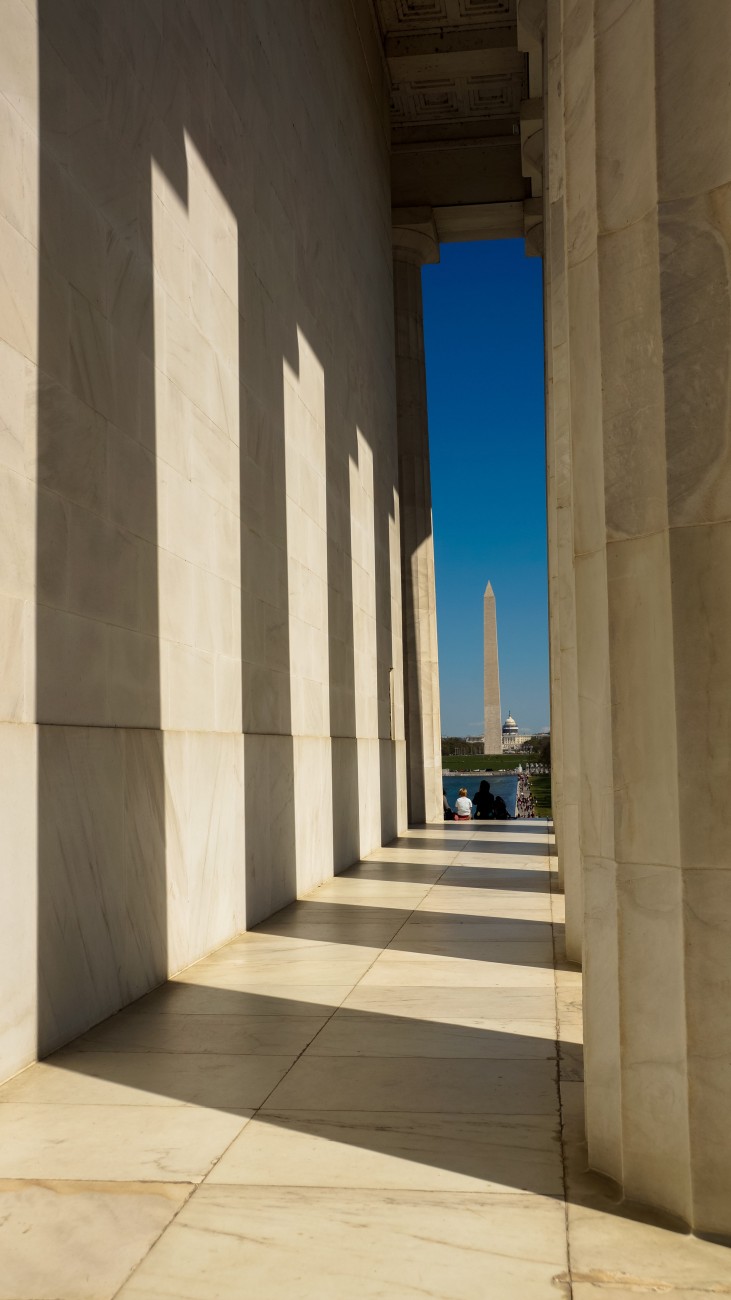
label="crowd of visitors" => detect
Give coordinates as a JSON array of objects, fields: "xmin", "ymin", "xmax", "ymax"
[{"xmin": 514, "ymin": 773, "xmax": 535, "ymax": 818}]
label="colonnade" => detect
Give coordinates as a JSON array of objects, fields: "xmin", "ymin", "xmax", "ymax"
[{"xmin": 545, "ymin": 0, "xmax": 731, "ymax": 1239}]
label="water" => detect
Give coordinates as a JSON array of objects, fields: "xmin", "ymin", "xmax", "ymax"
[{"xmin": 441, "ymin": 772, "xmax": 519, "ymax": 818}]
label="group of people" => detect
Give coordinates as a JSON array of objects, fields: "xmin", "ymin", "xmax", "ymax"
[
  {"xmin": 515, "ymin": 773, "xmax": 535, "ymax": 818},
  {"xmin": 443, "ymin": 780, "xmax": 511, "ymax": 822}
]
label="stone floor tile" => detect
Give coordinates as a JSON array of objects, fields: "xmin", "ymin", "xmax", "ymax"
[
  {"xmin": 171, "ymin": 955, "xmax": 376, "ymax": 988},
  {"xmin": 116, "ymin": 1187, "xmax": 569, "ymax": 1300},
  {"xmin": 211, "ymin": 931, "xmax": 339, "ymax": 952},
  {"xmin": 306, "ymin": 1011, "xmax": 555, "ymax": 1058},
  {"xmin": 394, "ymin": 915, "xmax": 555, "ymax": 943},
  {"xmin": 353, "ymin": 842, "xmax": 455, "ymax": 863},
  {"xmin": 571, "ymin": 1288, "xmax": 727, "ymax": 1299},
  {"xmin": 359, "ymin": 952, "xmax": 557, "ymax": 987},
  {"xmin": 416, "ymin": 890, "xmax": 553, "ymax": 915},
  {"xmin": 252, "ymin": 917, "xmax": 405, "ymax": 946},
  {"xmin": 74, "ymin": 1011, "xmax": 329, "ymax": 1056},
  {"xmin": 450, "ymin": 847, "xmax": 546, "ymax": 868},
  {"xmin": 0, "ymin": 1050, "xmax": 293, "ymax": 1108},
  {"xmin": 261, "ymin": 1054, "xmax": 559, "ymax": 1114},
  {"xmin": 0, "ymin": 1103, "xmax": 249, "ymax": 1180},
  {"xmin": 434, "ymin": 867, "xmax": 550, "ymax": 889},
  {"xmin": 567, "ymin": 1204, "xmax": 731, "ymax": 1295},
  {"xmin": 339, "ymin": 984, "xmax": 558, "ymax": 1023},
  {"xmin": 134, "ymin": 982, "xmax": 353, "ymax": 1016},
  {"xmin": 308, "ymin": 880, "xmax": 431, "ymax": 906},
  {"xmin": 387, "ymin": 833, "xmax": 473, "ymax": 853},
  {"xmin": 205, "ymin": 1110, "xmax": 564, "ymax": 1194},
  {"xmin": 334, "ymin": 863, "xmax": 447, "ymax": 886},
  {"xmin": 0, "ymin": 1179, "xmax": 193, "ymax": 1300},
  {"xmin": 387, "ymin": 936, "xmax": 555, "ymax": 965},
  {"xmin": 556, "ymin": 1019, "xmax": 583, "ymax": 1044},
  {"xmin": 558, "ymin": 1040, "xmax": 584, "ymax": 1081}
]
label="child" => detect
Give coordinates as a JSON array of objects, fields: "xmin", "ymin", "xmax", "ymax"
[{"xmin": 454, "ymin": 788, "xmax": 473, "ymax": 820}]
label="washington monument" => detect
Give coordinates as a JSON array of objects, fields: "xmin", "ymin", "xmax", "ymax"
[{"xmin": 483, "ymin": 582, "xmax": 502, "ymax": 755}]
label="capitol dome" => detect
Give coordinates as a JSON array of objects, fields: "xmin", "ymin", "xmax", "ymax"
[{"xmin": 503, "ymin": 713, "xmax": 519, "ymax": 733}]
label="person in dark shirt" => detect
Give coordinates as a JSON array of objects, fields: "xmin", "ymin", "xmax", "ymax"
[
  {"xmin": 472, "ymin": 780, "xmax": 495, "ymax": 820},
  {"xmin": 493, "ymin": 794, "xmax": 511, "ymax": 820}
]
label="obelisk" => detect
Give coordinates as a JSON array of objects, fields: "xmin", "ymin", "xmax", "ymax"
[{"xmin": 483, "ymin": 582, "xmax": 502, "ymax": 754}]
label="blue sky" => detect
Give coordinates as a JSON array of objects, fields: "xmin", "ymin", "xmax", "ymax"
[{"xmin": 422, "ymin": 239, "xmax": 549, "ymax": 737}]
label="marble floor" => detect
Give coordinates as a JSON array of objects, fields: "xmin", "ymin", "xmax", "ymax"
[{"xmin": 2, "ymin": 822, "xmax": 730, "ymax": 1298}]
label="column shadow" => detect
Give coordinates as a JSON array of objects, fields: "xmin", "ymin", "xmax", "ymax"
[{"xmin": 35, "ymin": 0, "xmax": 178, "ymax": 1054}]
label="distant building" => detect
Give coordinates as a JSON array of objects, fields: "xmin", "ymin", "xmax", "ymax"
[{"xmin": 501, "ymin": 712, "xmax": 533, "ymax": 753}]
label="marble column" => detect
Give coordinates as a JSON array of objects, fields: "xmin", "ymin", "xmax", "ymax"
[
  {"xmin": 654, "ymin": 0, "xmax": 731, "ymax": 1237},
  {"xmin": 562, "ymin": 0, "xmax": 622, "ymax": 1181},
  {"xmin": 550, "ymin": 0, "xmax": 731, "ymax": 1238},
  {"xmin": 392, "ymin": 210, "xmax": 443, "ymax": 825},
  {"xmin": 594, "ymin": 0, "xmax": 689, "ymax": 1222},
  {"xmin": 543, "ymin": 0, "xmax": 583, "ymax": 962}
]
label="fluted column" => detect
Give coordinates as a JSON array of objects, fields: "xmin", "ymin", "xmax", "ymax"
[
  {"xmin": 562, "ymin": 0, "xmax": 623, "ymax": 1182},
  {"xmin": 544, "ymin": 0, "xmax": 583, "ymax": 962},
  {"xmin": 594, "ymin": 0, "xmax": 689, "ymax": 1221},
  {"xmin": 654, "ymin": 0, "xmax": 731, "ymax": 1236},
  {"xmin": 392, "ymin": 210, "xmax": 443, "ymax": 825},
  {"xmin": 550, "ymin": 0, "xmax": 731, "ymax": 1237}
]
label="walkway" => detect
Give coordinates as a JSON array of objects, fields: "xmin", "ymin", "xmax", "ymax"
[{"xmin": 1, "ymin": 823, "xmax": 729, "ymax": 1297}]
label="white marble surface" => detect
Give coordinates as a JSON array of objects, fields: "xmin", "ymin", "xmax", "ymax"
[
  {"xmin": 0, "ymin": 1180, "xmax": 192, "ymax": 1300},
  {"xmin": 119, "ymin": 1186, "xmax": 567, "ymax": 1300},
  {"xmin": 34, "ymin": 725, "xmax": 247, "ymax": 1058},
  {"xmin": 549, "ymin": 0, "xmax": 731, "ymax": 1236},
  {"xmin": 0, "ymin": 0, "xmax": 408, "ymax": 1087},
  {"xmin": 207, "ymin": 1109, "xmax": 563, "ymax": 1194},
  {"xmin": 3, "ymin": 822, "xmax": 729, "ymax": 1297},
  {"xmin": 0, "ymin": 724, "xmax": 37, "ymax": 1080}
]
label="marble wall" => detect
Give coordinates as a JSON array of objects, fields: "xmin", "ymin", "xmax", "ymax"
[
  {"xmin": 545, "ymin": 0, "xmax": 731, "ymax": 1238},
  {"xmin": 0, "ymin": 0, "xmax": 406, "ymax": 1080}
]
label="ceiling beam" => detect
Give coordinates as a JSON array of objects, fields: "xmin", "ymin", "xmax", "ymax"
[
  {"xmin": 392, "ymin": 138, "xmax": 528, "ymax": 208},
  {"xmin": 388, "ymin": 46, "xmax": 525, "ymax": 81},
  {"xmin": 384, "ymin": 25, "xmax": 517, "ymax": 60},
  {"xmin": 435, "ymin": 201, "xmax": 525, "ymax": 242}
]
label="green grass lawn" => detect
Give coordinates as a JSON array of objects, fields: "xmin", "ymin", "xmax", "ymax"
[
  {"xmin": 442, "ymin": 753, "xmax": 536, "ymax": 773},
  {"xmin": 529, "ymin": 773, "xmax": 552, "ymax": 817}
]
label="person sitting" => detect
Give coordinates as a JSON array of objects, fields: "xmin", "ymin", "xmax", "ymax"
[
  {"xmin": 454, "ymin": 788, "xmax": 473, "ymax": 820},
  {"xmin": 493, "ymin": 794, "xmax": 511, "ymax": 820},
  {"xmin": 443, "ymin": 789, "xmax": 454, "ymax": 821},
  {"xmin": 472, "ymin": 780, "xmax": 495, "ymax": 820}
]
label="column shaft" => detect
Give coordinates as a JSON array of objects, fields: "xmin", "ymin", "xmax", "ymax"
[
  {"xmin": 392, "ymin": 239, "xmax": 442, "ymax": 825},
  {"xmin": 655, "ymin": 0, "xmax": 731, "ymax": 1236},
  {"xmin": 595, "ymin": 0, "xmax": 690, "ymax": 1218},
  {"xmin": 544, "ymin": 0, "xmax": 583, "ymax": 960},
  {"xmin": 548, "ymin": 0, "xmax": 731, "ymax": 1236},
  {"xmin": 563, "ymin": 0, "xmax": 623, "ymax": 1183}
]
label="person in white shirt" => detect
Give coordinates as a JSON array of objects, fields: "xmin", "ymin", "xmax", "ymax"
[{"xmin": 454, "ymin": 788, "xmax": 473, "ymax": 820}]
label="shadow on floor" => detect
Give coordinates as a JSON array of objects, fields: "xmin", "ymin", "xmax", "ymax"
[
  {"xmin": 396, "ymin": 835, "xmax": 553, "ymax": 858},
  {"xmin": 12, "ymin": 829, "xmax": 702, "ymax": 1236}
]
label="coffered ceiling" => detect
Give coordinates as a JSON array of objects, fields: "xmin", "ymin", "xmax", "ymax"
[{"xmin": 373, "ymin": 0, "xmax": 543, "ymax": 248}]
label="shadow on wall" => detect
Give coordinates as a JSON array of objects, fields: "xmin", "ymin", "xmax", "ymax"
[
  {"xmin": 34, "ymin": 0, "xmax": 400, "ymax": 1058},
  {"xmin": 35, "ymin": 0, "xmax": 175, "ymax": 1053}
]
